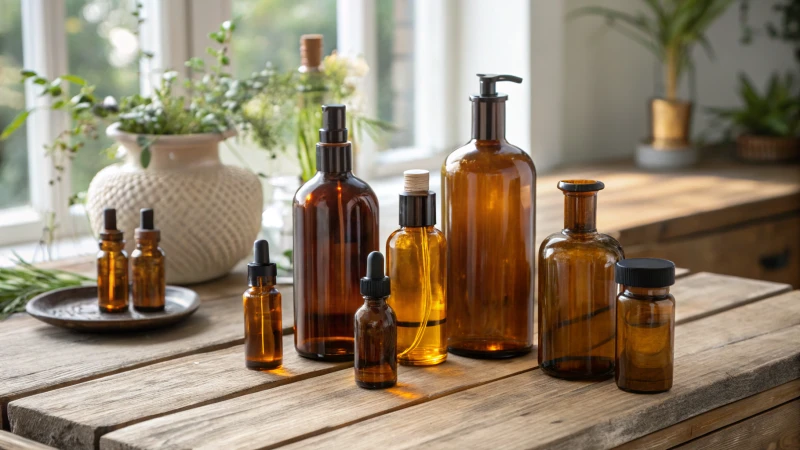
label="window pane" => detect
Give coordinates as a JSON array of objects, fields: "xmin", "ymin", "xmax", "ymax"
[
  {"xmin": 0, "ymin": 0, "xmax": 29, "ymax": 209},
  {"xmin": 66, "ymin": 0, "xmax": 140, "ymax": 195},
  {"xmin": 232, "ymin": 0, "xmax": 337, "ymax": 77},
  {"xmin": 377, "ymin": 0, "xmax": 414, "ymax": 150}
]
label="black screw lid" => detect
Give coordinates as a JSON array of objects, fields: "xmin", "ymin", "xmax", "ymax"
[
  {"xmin": 360, "ymin": 251, "xmax": 390, "ymax": 298},
  {"xmin": 248, "ymin": 239, "xmax": 277, "ymax": 286},
  {"xmin": 616, "ymin": 258, "xmax": 676, "ymax": 288}
]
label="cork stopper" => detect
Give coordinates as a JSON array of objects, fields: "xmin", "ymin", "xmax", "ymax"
[
  {"xmin": 403, "ymin": 170, "xmax": 429, "ymax": 193},
  {"xmin": 300, "ymin": 34, "xmax": 323, "ymax": 68}
]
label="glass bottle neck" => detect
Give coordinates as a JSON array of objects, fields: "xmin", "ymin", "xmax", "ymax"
[
  {"xmin": 563, "ymin": 192, "xmax": 597, "ymax": 233},
  {"xmin": 471, "ymin": 101, "xmax": 505, "ymax": 140},
  {"xmin": 249, "ymin": 277, "xmax": 276, "ymax": 290},
  {"xmin": 135, "ymin": 239, "xmax": 159, "ymax": 250},
  {"xmin": 363, "ymin": 296, "xmax": 388, "ymax": 306},
  {"xmin": 623, "ymin": 286, "xmax": 671, "ymax": 299}
]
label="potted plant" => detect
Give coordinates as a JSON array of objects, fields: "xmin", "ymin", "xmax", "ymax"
[
  {"xmin": 707, "ymin": 73, "xmax": 800, "ymax": 161},
  {"xmin": 571, "ymin": 0, "xmax": 735, "ymax": 164}
]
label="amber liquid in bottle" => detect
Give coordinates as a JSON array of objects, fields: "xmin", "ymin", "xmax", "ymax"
[
  {"xmin": 294, "ymin": 105, "xmax": 380, "ymax": 361},
  {"xmin": 387, "ymin": 170, "xmax": 447, "ymax": 366},
  {"xmin": 354, "ymin": 251, "xmax": 397, "ymax": 389},
  {"xmin": 443, "ymin": 75, "xmax": 536, "ymax": 358},
  {"xmin": 97, "ymin": 208, "xmax": 129, "ymax": 313},
  {"xmin": 244, "ymin": 240, "xmax": 283, "ymax": 370},
  {"xmin": 538, "ymin": 180, "xmax": 624, "ymax": 380},
  {"xmin": 131, "ymin": 209, "xmax": 165, "ymax": 312}
]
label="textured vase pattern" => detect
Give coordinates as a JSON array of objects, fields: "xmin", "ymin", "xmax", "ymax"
[{"xmin": 87, "ymin": 125, "xmax": 263, "ymax": 284}]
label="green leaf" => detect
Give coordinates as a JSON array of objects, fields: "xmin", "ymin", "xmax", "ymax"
[
  {"xmin": 20, "ymin": 70, "xmax": 36, "ymax": 78},
  {"xmin": 137, "ymin": 135, "xmax": 152, "ymax": 168},
  {"xmin": 61, "ymin": 74, "xmax": 87, "ymax": 86},
  {"xmin": 0, "ymin": 109, "xmax": 30, "ymax": 140},
  {"xmin": 33, "ymin": 77, "xmax": 47, "ymax": 85}
]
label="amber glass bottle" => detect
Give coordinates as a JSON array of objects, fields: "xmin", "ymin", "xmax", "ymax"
[
  {"xmin": 386, "ymin": 170, "xmax": 447, "ymax": 366},
  {"xmin": 538, "ymin": 180, "xmax": 624, "ymax": 380},
  {"xmin": 294, "ymin": 105, "xmax": 380, "ymax": 361},
  {"xmin": 443, "ymin": 74, "xmax": 536, "ymax": 358},
  {"xmin": 244, "ymin": 240, "xmax": 283, "ymax": 370},
  {"xmin": 616, "ymin": 258, "xmax": 676, "ymax": 393},
  {"xmin": 131, "ymin": 209, "xmax": 165, "ymax": 312},
  {"xmin": 97, "ymin": 208, "xmax": 129, "ymax": 313},
  {"xmin": 354, "ymin": 251, "xmax": 397, "ymax": 389}
]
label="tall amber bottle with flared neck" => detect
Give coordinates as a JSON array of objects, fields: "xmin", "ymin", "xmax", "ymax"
[
  {"xmin": 386, "ymin": 170, "xmax": 447, "ymax": 366},
  {"xmin": 443, "ymin": 74, "xmax": 536, "ymax": 358},
  {"xmin": 293, "ymin": 104, "xmax": 380, "ymax": 361},
  {"xmin": 97, "ymin": 208, "xmax": 129, "ymax": 313},
  {"xmin": 538, "ymin": 180, "xmax": 624, "ymax": 380},
  {"xmin": 131, "ymin": 208, "xmax": 165, "ymax": 312}
]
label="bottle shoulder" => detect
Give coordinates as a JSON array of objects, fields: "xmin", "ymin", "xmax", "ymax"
[
  {"xmin": 443, "ymin": 140, "xmax": 535, "ymax": 174},
  {"xmin": 294, "ymin": 173, "xmax": 378, "ymax": 206},
  {"xmin": 387, "ymin": 227, "xmax": 445, "ymax": 246},
  {"xmin": 539, "ymin": 231, "xmax": 624, "ymax": 259}
]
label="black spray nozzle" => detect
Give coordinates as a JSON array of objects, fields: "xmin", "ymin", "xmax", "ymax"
[
  {"xmin": 360, "ymin": 251, "xmax": 391, "ymax": 298},
  {"xmin": 103, "ymin": 208, "xmax": 117, "ymax": 230},
  {"xmin": 319, "ymin": 104, "xmax": 348, "ymax": 143},
  {"xmin": 139, "ymin": 208, "xmax": 155, "ymax": 230},
  {"xmin": 248, "ymin": 239, "xmax": 277, "ymax": 285},
  {"xmin": 475, "ymin": 73, "xmax": 523, "ymax": 98}
]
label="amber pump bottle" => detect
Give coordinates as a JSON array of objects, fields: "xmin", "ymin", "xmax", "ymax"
[
  {"xmin": 386, "ymin": 170, "xmax": 447, "ymax": 366},
  {"xmin": 294, "ymin": 105, "xmax": 380, "ymax": 361},
  {"xmin": 97, "ymin": 208, "xmax": 129, "ymax": 313},
  {"xmin": 131, "ymin": 208, "xmax": 165, "ymax": 312},
  {"xmin": 443, "ymin": 74, "xmax": 536, "ymax": 358},
  {"xmin": 538, "ymin": 180, "xmax": 624, "ymax": 380},
  {"xmin": 244, "ymin": 240, "xmax": 283, "ymax": 370},
  {"xmin": 354, "ymin": 251, "xmax": 397, "ymax": 389},
  {"xmin": 616, "ymin": 258, "xmax": 676, "ymax": 393}
]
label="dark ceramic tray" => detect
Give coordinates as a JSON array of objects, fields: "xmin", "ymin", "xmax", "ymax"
[{"xmin": 26, "ymin": 285, "xmax": 200, "ymax": 332}]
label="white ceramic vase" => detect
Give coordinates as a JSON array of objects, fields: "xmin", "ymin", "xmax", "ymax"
[{"xmin": 86, "ymin": 123, "xmax": 263, "ymax": 284}]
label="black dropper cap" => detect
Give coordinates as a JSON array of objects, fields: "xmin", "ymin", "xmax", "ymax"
[
  {"xmin": 139, "ymin": 208, "xmax": 154, "ymax": 229},
  {"xmin": 360, "ymin": 251, "xmax": 390, "ymax": 298},
  {"xmin": 319, "ymin": 104, "xmax": 348, "ymax": 143},
  {"xmin": 470, "ymin": 74, "xmax": 522, "ymax": 140},
  {"xmin": 248, "ymin": 239, "xmax": 277, "ymax": 286},
  {"xmin": 100, "ymin": 208, "xmax": 123, "ymax": 241},
  {"xmin": 615, "ymin": 258, "xmax": 676, "ymax": 288}
]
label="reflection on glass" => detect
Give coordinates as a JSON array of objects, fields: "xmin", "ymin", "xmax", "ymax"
[{"xmin": 0, "ymin": 0, "xmax": 30, "ymax": 209}]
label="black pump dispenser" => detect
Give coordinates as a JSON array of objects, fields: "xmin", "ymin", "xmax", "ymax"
[
  {"xmin": 317, "ymin": 104, "xmax": 352, "ymax": 172},
  {"xmin": 248, "ymin": 239, "xmax": 277, "ymax": 286},
  {"xmin": 360, "ymin": 251, "xmax": 391, "ymax": 298},
  {"xmin": 471, "ymin": 73, "xmax": 522, "ymax": 140}
]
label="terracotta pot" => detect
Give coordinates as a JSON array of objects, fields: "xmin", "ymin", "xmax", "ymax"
[
  {"xmin": 86, "ymin": 123, "xmax": 263, "ymax": 284},
  {"xmin": 649, "ymin": 98, "xmax": 693, "ymax": 149},
  {"xmin": 736, "ymin": 135, "xmax": 800, "ymax": 162}
]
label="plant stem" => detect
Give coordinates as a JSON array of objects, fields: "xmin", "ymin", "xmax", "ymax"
[{"xmin": 665, "ymin": 46, "xmax": 678, "ymax": 101}]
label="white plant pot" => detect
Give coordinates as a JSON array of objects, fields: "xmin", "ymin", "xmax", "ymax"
[{"xmin": 86, "ymin": 123, "xmax": 263, "ymax": 284}]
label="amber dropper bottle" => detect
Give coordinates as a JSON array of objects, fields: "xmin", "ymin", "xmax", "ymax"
[
  {"xmin": 243, "ymin": 240, "xmax": 283, "ymax": 370},
  {"xmin": 97, "ymin": 208, "xmax": 129, "ymax": 313},
  {"xmin": 355, "ymin": 251, "xmax": 397, "ymax": 389},
  {"xmin": 386, "ymin": 170, "xmax": 447, "ymax": 366},
  {"xmin": 132, "ymin": 208, "xmax": 165, "ymax": 312}
]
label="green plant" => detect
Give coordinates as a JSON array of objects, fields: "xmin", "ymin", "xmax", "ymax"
[
  {"xmin": 740, "ymin": 0, "xmax": 800, "ymax": 63},
  {"xmin": 570, "ymin": 0, "xmax": 735, "ymax": 101},
  {"xmin": 707, "ymin": 73, "xmax": 800, "ymax": 137}
]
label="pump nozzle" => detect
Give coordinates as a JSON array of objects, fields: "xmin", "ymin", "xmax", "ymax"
[
  {"xmin": 319, "ymin": 104, "xmax": 348, "ymax": 143},
  {"xmin": 360, "ymin": 251, "xmax": 391, "ymax": 298},
  {"xmin": 475, "ymin": 74, "xmax": 523, "ymax": 98},
  {"xmin": 248, "ymin": 239, "xmax": 277, "ymax": 285}
]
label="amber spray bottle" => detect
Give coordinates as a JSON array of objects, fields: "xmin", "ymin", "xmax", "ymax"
[
  {"xmin": 244, "ymin": 240, "xmax": 283, "ymax": 370},
  {"xmin": 97, "ymin": 208, "xmax": 129, "ymax": 313},
  {"xmin": 538, "ymin": 180, "xmax": 624, "ymax": 380},
  {"xmin": 293, "ymin": 104, "xmax": 380, "ymax": 361},
  {"xmin": 443, "ymin": 74, "xmax": 536, "ymax": 358},
  {"xmin": 131, "ymin": 208, "xmax": 165, "ymax": 312},
  {"xmin": 355, "ymin": 251, "xmax": 397, "ymax": 389},
  {"xmin": 386, "ymin": 170, "xmax": 447, "ymax": 366}
]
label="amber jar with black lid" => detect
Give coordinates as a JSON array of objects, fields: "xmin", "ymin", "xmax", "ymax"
[{"xmin": 615, "ymin": 258, "xmax": 676, "ymax": 393}]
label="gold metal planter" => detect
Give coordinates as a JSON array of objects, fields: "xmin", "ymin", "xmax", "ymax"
[{"xmin": 649, "ymin": 98, "xmax": 692, "ymax": 149}]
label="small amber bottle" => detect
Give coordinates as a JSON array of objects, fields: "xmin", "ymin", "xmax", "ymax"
[
  {"xmin": 131, "ymin": 208, "xmax": 165, "ymax": 312},
  {"xmin": 354, "ymin": 251, "xmax": 397, "ymax": 389},
  {"xmin": 538, "ymin": 180, "xmax": 624, "ymax": 380},
  {"xmin": 97, "ymin": 208, "xmax": 129, "ymax": 313},
  {"xmin": 243, "ymin": 240, "xmax": 283, "ymax": 370},
  {"xmin": 387, "ymin": 170, "xmax": 447, "ymax": 366},
  {"xmin": 615, "ymin": 258, "xmax": 676, "ymax": 393}
]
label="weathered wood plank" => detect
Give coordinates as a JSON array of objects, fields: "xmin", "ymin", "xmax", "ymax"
[
  {"xmin": 676, "ymin": 399, "xmax": 800, "ymax": 450},
  {"xmin": 617, "ymin": 379, "xmax": 800, "ymax": 449},
  {"xmin": 273, "ymin": 291, "xmax": 800, "ymax": 450},
  {"xmin": 0, "ymin": 265, "xmax": 293, "ymax": 430},
  {"xmin": 9, "ymin": 335, "xmax": 347, "ymax": 450},
  {"xmin": 0, "ymin": 431, "xmax": 55, "ymax": 450},
  {"xmin": 97, "ymin": 284, "xmax": 797, "ymax": 450}
]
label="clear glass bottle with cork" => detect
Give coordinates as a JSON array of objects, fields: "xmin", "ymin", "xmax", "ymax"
[
  {"xmin": 97, "ymin": 208, "xmax": 129, "ymax": 313},
  {"xmin": 538, "ymin": 180, "xmax": 624, "ymax": 380},
  {"xmin": 244, "ymin": 239, "xmax": 283, "ymax": 370},
  {"xmin": 131, "ymin": 208, "xmax": 165, "ymax": 312},
  {"xmin": 386, "ymin": 169, "xmax": 447, "ymax": 366},
  {"xmin": 615, "ymin": 258, "xmax": 676, "ymax": 393}
]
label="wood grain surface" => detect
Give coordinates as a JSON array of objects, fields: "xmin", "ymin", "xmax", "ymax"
[{"xmin": 0, "ymin": 431, "xmax": 56, "ymax": 450}]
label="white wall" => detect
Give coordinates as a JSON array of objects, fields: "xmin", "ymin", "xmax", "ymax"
[{"xmin": 561, "ymin": 0, "xmax": 796, "ymax": 165}]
